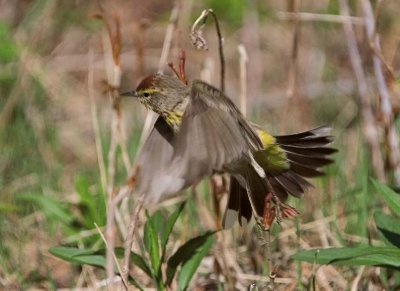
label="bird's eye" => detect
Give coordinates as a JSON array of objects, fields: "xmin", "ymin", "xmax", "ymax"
[{"xmin": 143, "ymin": 92, "xmax": 150, "ymax": 97}]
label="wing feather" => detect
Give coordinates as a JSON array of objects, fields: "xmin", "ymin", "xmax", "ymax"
[
  {"xmin": 172, "ymin": 81, "xmax": 259, "ymax": 185},
  {"xmin": 134, "ymin": 117, "xmax": 185, "ymax": 203},
  {"xmin": 134, "ymin": 80, "xmax": 261, "ymax": 203}
]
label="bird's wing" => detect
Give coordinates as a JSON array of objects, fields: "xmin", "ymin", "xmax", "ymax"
[
  {"xmin": 134, "ymin": 81, "xmax": 263, "ymax": 204},
  {"xmin": 134, "ymin": 116, "xmax": 186, "ymax": 203},
  {"xmin": 171, "ymin": 80, "xmax": 262, "ymax": 186}
]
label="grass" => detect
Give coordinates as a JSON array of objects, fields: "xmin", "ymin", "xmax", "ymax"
[{"xmin": 1, "ymin": 0, "xmax": 400, "ymax": 289}]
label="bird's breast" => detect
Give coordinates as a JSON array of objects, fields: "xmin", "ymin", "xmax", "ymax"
[{"xmin": 163, "ymin": 111, "xmax": 184, "ymax": 132}]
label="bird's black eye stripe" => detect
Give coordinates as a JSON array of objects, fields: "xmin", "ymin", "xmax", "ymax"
[{"xmin": 143, "ymin": 92, "xmax": 150, "ymax": 97}]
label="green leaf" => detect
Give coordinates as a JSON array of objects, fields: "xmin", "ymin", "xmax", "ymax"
[
  {"xmin": 177, "ymin": 233, "xmax": 214, "ymax": 290},
  {"xmin": 166, "ymin": 231, "xmax": 215, "ymax": 287},
  {"xmin": 292, "ymin": 246, "xmax": 400, "ymax": 268},
  {"xmin": 0, "ymin": 202, "xmax": 20, "ymax": 212},
  {"xmin": 0, "ymin": 22, "xmax": 18, "ymax": 62},
  {"xmin": 374, "ymin": 211, "xmax": 400, "ymax": 248},
  {"xmin": 161, "ymin": 203, "xmax": 186, "ymax": 250},
  {"xmin": 49, "ymin": 246, "xmax": 106, "ymax": 268},
  {"xmin": 74, "ymin": 175, "xmax": 106, "ymax": 227},
  {"xmin": 73, "ymin": 255, "xmax": 106, "ymax": 268},
  {"xmin": 50, "ymin": 246, "xmax": 144, "ymax": 290},
  {"xmin": 114, "ymin": 247, "xmax": 152, "ymax": 278},
  {"xmin": 49, "ymin": 246, "xmax": 95, "ymax": 262},
  {"xmin": 371, "ymin": 179, "xmax": 400, "ymax": 214},
  {"xmin": 18, "ymin": 194, "xmax": 74, "ymax": 225},
  {"xmin": 152, "ymin": 210, "xmax": 165, "ymax": 242},
  {"xmin": 144, "ymin": 211, "xmax": 161, "ymax": 279}
]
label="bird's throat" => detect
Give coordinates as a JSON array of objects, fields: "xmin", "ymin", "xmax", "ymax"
[{"xmin": 163, "ymin": 111, "xmax": 183, "ymax": 132}]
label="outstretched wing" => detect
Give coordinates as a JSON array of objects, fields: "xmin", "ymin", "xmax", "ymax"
[
  {"xmin": 134, "ymin": 116, "xmax": 186, "ymax": 203},
  {"xmin": 172, "ymin": 80, "xmax": 262, "ymax": 186},
  {"xmin": 133, "ymin": 80, "xmax": 262, "ymax": 203}
]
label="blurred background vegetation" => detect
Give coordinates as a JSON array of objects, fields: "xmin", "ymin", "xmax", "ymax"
[{"xmin": 1, "ymin": 0, "xmax": 400, "ymax": 289}]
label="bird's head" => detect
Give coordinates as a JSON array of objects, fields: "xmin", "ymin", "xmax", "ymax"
[{"xmin": 122, "ymin": 74, "xmax": 189, "ymax": 116}]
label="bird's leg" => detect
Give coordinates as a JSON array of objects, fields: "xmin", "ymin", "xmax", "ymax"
[
  {"xmin": 260, "ymin": 193, "xmax": 275, "ymax": 230},
  {"xmin": 264, "ymin": 178, "xmax": 299, "ymax": 220},
  {"xmin": 262, "ymin": 178, "xmax": 283, "ymax": 225}
]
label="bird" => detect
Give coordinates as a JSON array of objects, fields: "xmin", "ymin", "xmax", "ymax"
[{"xmin": 122, "ymin": 73, "xmax": 336, "ymax": 228}]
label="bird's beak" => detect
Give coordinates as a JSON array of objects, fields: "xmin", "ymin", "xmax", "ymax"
[{"xmin": 120, "ymin": 90, "xmax": 137, "ymax": 97}]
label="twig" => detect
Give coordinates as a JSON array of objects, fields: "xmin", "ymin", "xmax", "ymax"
[
  {"xmin": 0, "ymin": 69, "xmax": 25, "ymax": 128},
  {"xmin": 277, "ymin": 11, "xmax": 365, "ymax": 25},
  {"xmin": 94, "ymin": 223, "xmax": 128, "ymax": 290},
  {"xmin": 132, "ymin": 20, "xmax": 148, "ymax": 78},
  {"xmin": 95, "ymin": 11, "xmax": 131, "ymax": 174},
  {"xmin": 167, "ymin": 61, "xmax": 181, "ymax": 80},
  {"xmin": 178, "ymin": 50, "xmax": 187, "ymax": 85},
  {"xmin": 167, "ymin": 49, "xmax": 188, "ymax": 84},
  {"xmin": 260, "ymin": 194, "xmax": 276, "ymax": 290},
  {"xmin": 88, "ymin": 49, "xmax": 108, "ymax": 192},
  {"xmin": 339, "ymin": 0, "xmax": 386, "ymax": 182},
  {"xmin": 97, "ymin": 11, "xmax": 127, "ymax": 288},
  {"xmin": 158, "ymin": 2, "xmax": 180, "ymax": 73},
  {"xmin": 105, "ymin": 193, "xmax": 117, "ymax": 290},
  {"xmin": 106, "ymin": 116, "xmax": 118, "ymax": 195},
  {"xmin": 351, "ymin": 266, "xmax": 365, "ymax": 291},
  {"xmin": 24, "ymin": 88, "xmax": 57, "ymax": 169},
  {"xmin": 238, "ymin": 45, "xmax": 248, "ymax": 117},
  {"xmin": 121, "ymin": 193, "xmax": 144, "ymax": 286},
  {"xmin": 265, "ymin": 230, "xmax": 275, "ymax": 290},
  {"xmin": 283, "ymin": 0, "xmax": 302, "ymax": 130},
  {"xmin": 314, "ymin": 211, "xmax": 330, "ymax": 248},
  {"xmin": 191, "ymin": 9, "xmax": 225, "ymax": 92},
  {"xmin": 361, "ymin": 0, "xmax": 400, "ymax": 185},
  {"xmin": 236, "ymin": 273, "xmax": 292, "ymax": 284}
]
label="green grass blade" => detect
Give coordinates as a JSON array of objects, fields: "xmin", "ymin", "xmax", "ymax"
[
  {"xmin": 49, "ymin": 246, "xmax": 95, "ymax": 262},
  {"xmin": 49, "ymin": 246, "xmax": 144, "ymax": 289},
  {"xmin": 292, "ymin": 246, "xmax": 400, "ymax": 268},
  {"xmin": 113, "ymin": 247, "xmax": 152, "ymax": 278},
  {"xmin": 74, "ymin": 175, "xmax": 100, "ymax": 228},
  {"xmin": 144, "ymin": 211, "xmax": 161, "ymax": 280},
  {"xmin": 374, "ymin": 211, "xmax": 400, "ymax": 248},
  {"xmin": 177, "ymin": 232, "xmax": 214, "ymax": 290},
  {"xmin": 161, "ymin": 203, "xmax": 186, "ymax": 250},
  {"xmin": 18, "ymin": 194, "xmax": 74, "ymax": 225},
  {"xmin": 371, "ymin": 179, "xmax": 400, "ymax": 214},
  {"xmin": 166, "ymin": 231, "xmax": 215, "ymax": 287}
]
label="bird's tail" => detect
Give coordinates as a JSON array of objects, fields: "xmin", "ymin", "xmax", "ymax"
[
  {"xmin": 267, "ymin": 126, "xmax": 336, "ymax": 200},
  {"xmin": 223, "ymin": 126, "xmax": 336, "ymax": 228}
]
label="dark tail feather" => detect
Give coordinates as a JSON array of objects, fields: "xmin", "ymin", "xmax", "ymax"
[
  {"xmin": 270, "ymin": 126, "xmax": 336, "ymax": 199},
  {"xmin": 280, "ymin": 145, "xmax": 337, "ymax": 157},
  {"xmin": 223, "ymin": 167, "xmax": 270, "ymax": 228},
  {"xmin": 273, "ymin": 125, "xmax": 331, "ymax": 142},
  {"xmin": 223, "ymin": 126, "xmax": 336, "ymax": 227},
  {"xmin": 222, "ymin": 177, "xmax": 252, "ymax": 229}
]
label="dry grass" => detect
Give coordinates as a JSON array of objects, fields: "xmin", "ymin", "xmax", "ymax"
[{"xmin": 1, "ymin": 0, "xmax": 400, "ymax": 290}]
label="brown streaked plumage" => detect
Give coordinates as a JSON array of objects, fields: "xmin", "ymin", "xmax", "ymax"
[{"xmin": 122, "ymin": 74, "xmax": 336, "ymax": 228}]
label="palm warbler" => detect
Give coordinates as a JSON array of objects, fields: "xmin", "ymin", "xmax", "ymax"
[{"xmin": 122, "ymin": 74, "xmax": 335, "ymax": 228}]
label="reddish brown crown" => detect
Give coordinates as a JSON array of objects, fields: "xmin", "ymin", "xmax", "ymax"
[{"xmin": 136, "ymin": 75, "xmax": 156, "ymax": 91}]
